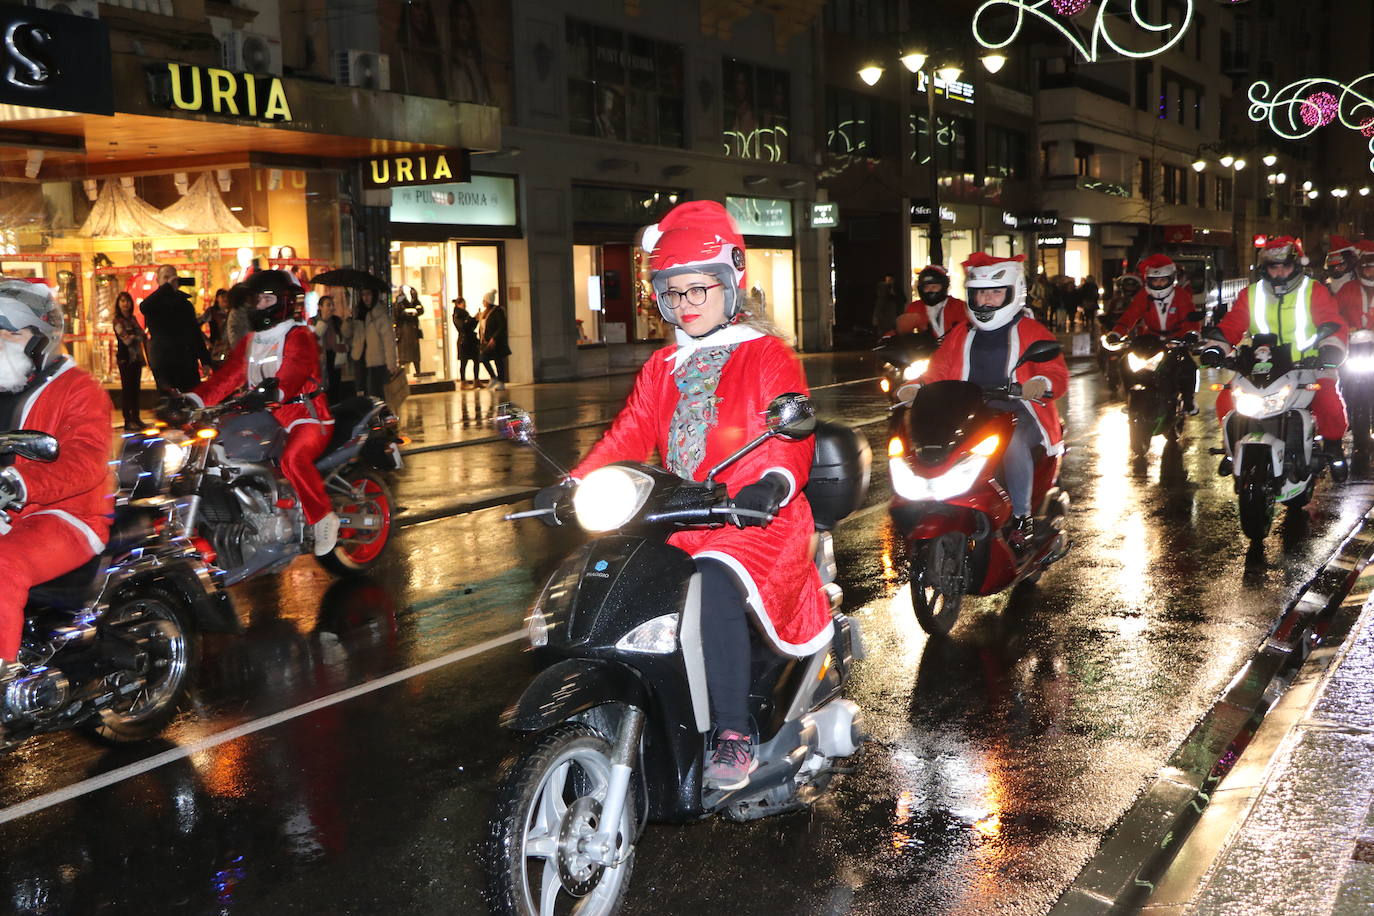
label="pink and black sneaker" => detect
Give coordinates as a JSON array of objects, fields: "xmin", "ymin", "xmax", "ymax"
[{"xmin": 703, "ymin": 728, "xmax": 758, "ymax": 790}]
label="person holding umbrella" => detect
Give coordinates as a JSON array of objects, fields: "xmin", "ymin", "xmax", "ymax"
[{"xmin": 311, "ymin": 269, "xmax": 397, "ymax": 401}]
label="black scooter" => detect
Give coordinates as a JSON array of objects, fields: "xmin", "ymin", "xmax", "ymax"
[{"xmin": 483, "ymin": 395, "xmax": 871, "ymax": 916}]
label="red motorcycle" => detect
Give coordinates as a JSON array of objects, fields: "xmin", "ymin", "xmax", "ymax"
[{"xmin": 887, "ymin": 340, "xmax": 1071, "ymax": 636}]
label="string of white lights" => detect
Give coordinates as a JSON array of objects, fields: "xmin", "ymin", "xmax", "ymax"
[{"xmin": 971, "ymin": 0, "xmax": 1192, "ymax": 62}]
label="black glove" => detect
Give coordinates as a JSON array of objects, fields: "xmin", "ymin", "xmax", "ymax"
[
  {"xmin": 156, "ymin": 394, "xmax": 197, "ymax": 425},
  {"xmin": 1320, "ymin": 345, "xmax": 1344, "ymax": 369},
  {"xmin": 730, "ymin": 473, "xmax": 789, "ymax": 528},
  {"xmin": 240, "ymin": 378, "xmax": 280, "ymax": 411},
  {"xmin": 1105, "ymin": 332, "xmax": 1122, "ymax": 345},
  {"xmin": 0, "ymin": 467, "xmax": 25, "ymax": 512},
  {"xmin": 1199, "ymin": 347, "xmax": 1225, "ymax": 368},
  {"xmin": 533, "ymin": 480, "xmax": 574, "ymax": 527}
]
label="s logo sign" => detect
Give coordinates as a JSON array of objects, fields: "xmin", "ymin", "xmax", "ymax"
[{"xmin": 4, "ymin": 21, "xmax": 56, "ymax": 89}]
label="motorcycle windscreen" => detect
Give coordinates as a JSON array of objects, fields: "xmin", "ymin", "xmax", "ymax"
[
  {"xmin": 905, "ymin": 380, "xmax": 997, "ymax": 465},
  {"xmin": 1129, "ymin": 334, "xmax": 1166, "ymax": 357},
  {"xmin": 217, "ymin": 411, "xmax": 287, "ymax": 463}
]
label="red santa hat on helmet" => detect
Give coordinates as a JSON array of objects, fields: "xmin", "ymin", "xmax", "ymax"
[
  {"xmin": 1331, "ymin": 235, "xmax": 1357, "ymax": 254},
  {"xmin": 641, "ymin": 200, "xmax": 747, "ymax": 326},
  {"xmin": 1136, "ymin": 253, "xmax": 1175, "ymax": 276},
  {"xmin": 963, "ymin": 253, "xmax": 1027, "ymax": 329},
  {"xmin": 1259, "ymin": 235, "xmax": 1305, "ymax": 263}
]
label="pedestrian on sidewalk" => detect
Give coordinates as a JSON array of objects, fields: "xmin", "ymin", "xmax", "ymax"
[
  {"xmin": 478, "ymin": 290, "xmax": 509, "ymax": 390},
  {"xmin": 350, "ymin": 287, "xmax": 398, "ymax": 400},
  {"xmin": 452, "ymin": 297, "xmax": 481, "ymax": 388},
  {"xmin": 313, "ymin": 295, "xmax": 352, "ymax": 402},
  {"xmin": 113, "ymin": 291, "xmax": 148, "ymax": 430},
  {"xmin": 139, "ymin": 264, "xmax": 209, "ymax": 393}
]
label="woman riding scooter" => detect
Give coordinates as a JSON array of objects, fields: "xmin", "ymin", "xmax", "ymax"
[
  {"xmin": 919, "ymin": 253, "xmax": 1069, "ymax": 550},
  {"xmin": 537, "ymin": 200, "xmax": 826, "ymax": 791}
]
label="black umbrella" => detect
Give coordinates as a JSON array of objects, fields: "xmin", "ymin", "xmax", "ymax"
[{"xmin": 311, "ymin": 268, "xmax": 390, "ymax": 292}]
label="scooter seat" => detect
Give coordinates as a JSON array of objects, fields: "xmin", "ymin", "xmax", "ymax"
[{"xmin": 326, "ymin": 396, "xmax": 379, "ymax": 453}]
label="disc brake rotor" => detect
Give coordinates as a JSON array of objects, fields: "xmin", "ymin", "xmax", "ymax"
[{"xmin": 555, "ymin": 795, "xmax": 605, "ymax": 896}]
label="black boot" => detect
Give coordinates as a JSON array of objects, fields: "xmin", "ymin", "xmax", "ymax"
[
  {"xmin": 1009, "ymin": 514, "xmax": 1034, "ymax": 552},
  {"xmin": 1326, "ymin": 439, "xmax": 1350, "ymax": 483}
]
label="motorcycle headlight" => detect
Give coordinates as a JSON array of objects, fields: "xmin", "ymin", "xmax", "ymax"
[
  {"xmin": 903, "ymin": 359, "xmax": 930, "ymax": 381},
  {"xmin": 1234, "ymin": 385, "xmax": 1292, "ymax": 418},
  {"xmin": 1100, "ymin": 335, "xmax": 1127, "ymax": 352},
  {"xmin": 1126, "ymin": 351, "xmax": 1165, "ymax": 373},
  {"xmin": 614, "ymin": 613, "xmax": 679, "ymax": 654},
  {"xmin": 572, "ymin": 466, "xmax": 655, "ymax": 532},
  {"xmin": 161, "ymin": 441, "xmax": 189, "ymax": 476},
  {"xmin": 1346, "ymin": 353, "xmax": 1374, "ymax": 374},
  {"xmin": 879, "ymin": 377, "xmax": 891, "ymax": 393},
  {"xmin": 889, "ymin": 452, "xmax": 987, "ymax": 502}
]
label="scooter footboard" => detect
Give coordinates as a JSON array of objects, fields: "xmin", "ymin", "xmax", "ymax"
[{"xmin": 501, "ymin": 658, "xmax": 649, "ymax": 732}]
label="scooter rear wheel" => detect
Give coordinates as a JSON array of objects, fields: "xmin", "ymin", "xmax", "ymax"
[
  {"xmin": 485, "ymin": 723, "xmax": 637, "ymax": 916},
  {"xmin": 911, "ymin": 532, "xmax": 968, "ymax": 637}
]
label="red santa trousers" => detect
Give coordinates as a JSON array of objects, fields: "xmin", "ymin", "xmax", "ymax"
[
  {"xmin": 1215, "ymin": 377, "xmax": 1348, "ymax": 441},
  {"xmin": 281, "ymin": 422, "xmax": 333, "ymax": 523},
  {"xmin": 0, "ymin": 514, "xmax": 100, "ymax": 660}
]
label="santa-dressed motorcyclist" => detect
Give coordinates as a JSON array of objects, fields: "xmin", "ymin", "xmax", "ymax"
[
  {"xmin": 1108, "ymin": 254, "xmax": 1202, "ymax": 414},
  {"xmin": 1201, "ymin": 236, "xmax": 1349, "ymax": 479},
  {"xmin": 169, "ymin": 270, "xmax": 340, "ymax": 554},
  {"xmin": 919, "ymin": 254, "xmax": 1069, "ymax": 550},
  {"xmin": 895, "ymin": 265, "xmax": 968, "ymax": 337},
  {"xmin": 1324, "ymin": 235, "xmax": 1358, "ymax": 295},
  {"xmin": 1336, "ymin": 240, "xmax": 1374, "ymax": 331},
  {"xmin": 0, "ymin": 280, "xmax": 113, "ymax": 687}
]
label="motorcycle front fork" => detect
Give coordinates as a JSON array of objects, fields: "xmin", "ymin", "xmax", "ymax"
[{"xmin": 583, "ymin": 705, "xmax": 645, "ymax": 867}]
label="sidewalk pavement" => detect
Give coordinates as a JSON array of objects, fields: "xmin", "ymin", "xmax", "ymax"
[{"xmin": 1144, "ymin": 569, "xmax": 1374, "ymax": 915}]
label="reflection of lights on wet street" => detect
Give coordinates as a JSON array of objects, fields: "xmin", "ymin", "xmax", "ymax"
[
  {"xmin": 973, "ymin": 812, "xmax": 1001, "ymax": 838},
  {"xmin": 884, "ymin": 584, "xmax": 928, "ymax": 668},
  {"xmin": 881, "ymin": 549, "xmax": 896, "ymax": 581}
]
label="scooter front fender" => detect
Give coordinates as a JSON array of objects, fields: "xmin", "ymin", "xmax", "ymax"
[
  {"xmin": 502, "ymin": 658, "xmax": 650, "ymax": 732},
  {"xmin": 892, "ymin": 503, "xmax": 984, "ymax": 540}
]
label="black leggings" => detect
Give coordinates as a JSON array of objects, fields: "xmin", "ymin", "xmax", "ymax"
[{"xmin": 697, "ymin": 558, "xmax": 751, "ymax": 736}]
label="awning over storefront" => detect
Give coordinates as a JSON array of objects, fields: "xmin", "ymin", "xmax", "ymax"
[{"xmin": 0, "ymin": 51, "xmax": 501, "ymax": 180}]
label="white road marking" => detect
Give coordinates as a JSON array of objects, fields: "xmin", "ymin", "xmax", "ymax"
[{"xmin": 0, "ymin": 628, "xmax": 525, "ymax": 826}]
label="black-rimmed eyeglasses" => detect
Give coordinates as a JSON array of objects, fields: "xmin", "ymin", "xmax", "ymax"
[{"xmin": 658, "ymin": 283, "xmax": 722, "ymax": 309}]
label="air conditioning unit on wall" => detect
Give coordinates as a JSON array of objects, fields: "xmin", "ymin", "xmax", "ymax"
[
  {"xmin": 334, "ymin": 50, "xmax": 391, "ymax": 91},
  {"xmin": 31, "ymin": 0, "xmax": 99, "ymax": 18},
  {"xmin": 220, "ymin": 30, "xmax": 283, "ymax": 75}
]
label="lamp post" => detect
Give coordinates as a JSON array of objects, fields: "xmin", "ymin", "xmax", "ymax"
[{"xmin": 857, "ymin": 45, "xmax": 1004, "ymax": 269}]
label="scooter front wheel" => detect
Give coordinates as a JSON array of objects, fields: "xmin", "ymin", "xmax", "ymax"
[
  {"xmin": 1237, "ymin": 452, "xmax": 1275, "ymax": 542},
  {"xmin": 485, "ymin": 723, "xmax": 637, "ymax": 916},
  {"xmin": 910, "ymin": 531, "xmax": 968, "ymax": 637}
]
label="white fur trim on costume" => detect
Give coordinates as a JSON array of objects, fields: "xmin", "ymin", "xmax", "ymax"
[
  {"xmin": 29, "ymin": 508, "xmax": 105, "ymax": 554},
  {"xmin": 762, "ymin": 466, "xmax": 798, "ymax": 506},
  {"xmin": 284, "ymin": 416, "xmax": 335, "ymax": 433},
  {"xmin": 666, "ymin": 324, "xmax": 764, "ymax": 371},
  {"xmin": 693, "ymin": 548, "xmax": 834, "ymax": 657},
  {"xmin": 185, "ymin": 392, "xmax": 204, "ymax": 408},
  {"xmin": 17, "ymin": 356, "xmax": 72, "ymax": 428}
]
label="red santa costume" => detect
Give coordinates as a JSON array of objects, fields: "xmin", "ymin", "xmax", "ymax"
[
  {"xmin": 1336, "ymin": 240, "xmax": 1374, "ymax": 331},
  {"xmin": 1326, "ymin": 235, "xmax": 1358, "ymax": 296},
  {"xmin": 189, "ymin": 308, "xmax": 334, "ymax": 524},
  {"xmin": 1112, "ymin": 255, "xmax": 1200, "ymax": 337},
  {"xmin": 1213, "ymin": 237, "xmax": 1348, "ymax": 441},
  {"xmin": 897, "ymin": 265, "xmax": 967, "ymax": 337},
  {"xmin": 0, "ymin": 281, "xmax": 113, "ymax": 662},
  {"xmin": 922, "ymin": 255, "xmax": 1070, "ymax": 456}
]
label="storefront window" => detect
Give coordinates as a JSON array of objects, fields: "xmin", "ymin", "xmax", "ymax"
[
  {"xmin": 573, "ymin": 245, "xmax": 604, "ymax": 344},
  {"xmin": 910, "ymin": 228, "xmax": 976, "ymax": 302},
  {"xmin": 566, "ymin": 19, "xmax": 685, "ymax": 148},
  {"xmin": 0, "ymin": 167, "xmax": 340, "ymax": 383},
  {"xmin": 388, "ymin": 241, "xmax": 503, "ymax": 382},
  {"xmin": 722, "ymin": 58, "xmax": 790, "ymax": 162},
  {"xmin": 744, "ymin": 249, "xmax": 795, "ymax": 341}
]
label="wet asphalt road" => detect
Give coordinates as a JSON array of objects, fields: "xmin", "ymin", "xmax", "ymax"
[{"xmin": 1, "ymin": 353, "xmax": 1371, "ymax": 916}]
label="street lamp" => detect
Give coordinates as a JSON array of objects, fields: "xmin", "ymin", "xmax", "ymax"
[
  {"xmin": 1262, "ymin": 153, "xmax": 1278, "ymax": 167},
  {"xmin": 858, "ymin": 65, "xmax": 884, "ymax": 86}
]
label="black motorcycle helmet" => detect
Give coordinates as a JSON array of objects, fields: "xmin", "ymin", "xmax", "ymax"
[
  {"xmin": 242, "ymin": 269, "xmax": 302, "ymax": 331},
  {"xmin": 915, "ymin": 265, "xmax": 951, "ymax": 306}
]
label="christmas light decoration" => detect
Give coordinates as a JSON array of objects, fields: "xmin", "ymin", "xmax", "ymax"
[
  {"xmin": 973, "ymin": 0, "xmax": 1193, "ymax": 63},
  {"xmin": 1301, "ymin": 91, "xmax": 1339, "ymax": 127},
  {"xmin": 1249, "ymin": 75, "xmax": 1374, "ymax": 173}
]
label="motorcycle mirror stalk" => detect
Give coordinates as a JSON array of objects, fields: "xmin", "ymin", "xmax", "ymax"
[
  {"xmin": 493, "ymin": 402, "xmax": 571, "ymax": 478},
  {"xmin": 704, "ymin": 393, "xmax": 815, "ymax": 484}
]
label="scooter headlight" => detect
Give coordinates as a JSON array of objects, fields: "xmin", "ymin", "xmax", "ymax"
[
  {"xmin": 889, "ymin": 452, "xmax": 988, "ymax": 502},
  {"xmin": 1100, "ymin": 335, "xmax": 1127, "ymax": 352},
  {"xmin": 1234, "ymin": 385, "xmax": 1292, "ymax": 418},
  {"xmin": 526, "ymin": 609, "xmax": 549, "ymax": 648},
  {"xmin": 902, "ymin": 359, "xmax": 930, "ymax": 381},
  {"xmin": 1346, "ymin": 355, "xmax": 1374, "ymax": 374},
  {"xmin": 1125, "ymin": 351, "xmax": 1165, "ymax": 373},
  {"xmin": 572, "ymin": 466, "xmax": 655, "ymax": 532},
  {"xmin": 615, "ymin": 613, "xmax": 679, "ymax": 654},
  {"xmin": 161, "ymin": 440, "xmax": 189, "ymax": 476}
]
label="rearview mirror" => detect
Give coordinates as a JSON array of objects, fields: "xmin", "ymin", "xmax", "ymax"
[
  {"xmin": 494, "ymin": 403, "xmax": 535, "ymax": 444},
  {"xmin": 1017, "ymin": 340, "xmax": 1062, "ymax": 366},
  {"xmin": 0, "ymin": 431, "xmax": 58, "ymax": 462},
  {"xmin": 765, "ymin": 393, "xmax": 816, "ymax": 440}
]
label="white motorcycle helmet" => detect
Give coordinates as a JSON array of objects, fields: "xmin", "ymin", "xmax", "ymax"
[
  {"xmin": 0, "ymin": 279, "xmax": 64, "ymax": 382},
  {"xmin": 1138, "ymin": 254, "xmax": 1178, "ymax": 303},
  {"xmin": 963, "ymin": 253, "xmax": 1027, "ymax": 332}
]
